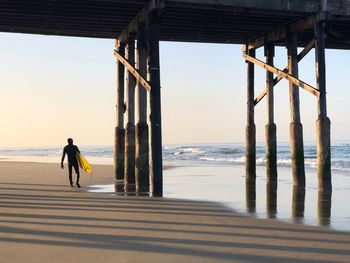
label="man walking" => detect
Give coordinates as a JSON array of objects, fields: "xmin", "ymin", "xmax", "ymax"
[{"xmin": 61, "ymin": 138, "xmax": 81, "ymax": 188}]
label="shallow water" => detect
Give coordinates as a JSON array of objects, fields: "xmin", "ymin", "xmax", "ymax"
[{"xmin": 89, "ymin": 164, "xmax": 350, "ymax": 233}]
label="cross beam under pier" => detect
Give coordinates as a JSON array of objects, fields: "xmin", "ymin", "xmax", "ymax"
[
  {"xmin": 247, "ymin": 12, "xmax": 328, "ymax": 50},
  {"xmin": 254, "ymin": 39, "xmax": 316, "ymax": 106},
  {"xmin": 117, "ymin": 0, "xmax": 165, "ymax": 43},
  {"xmin": 243, "ymin": 53, "xmax": 320, "ymax": 97},
  {"xmin": 113, "ymin": 49, "xmax": 151, "ymax": 92}
]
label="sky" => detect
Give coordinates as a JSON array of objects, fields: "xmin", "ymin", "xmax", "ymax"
[{"xmin": 0, "ymin": 32, "xmax": 349, "ymax": 147}]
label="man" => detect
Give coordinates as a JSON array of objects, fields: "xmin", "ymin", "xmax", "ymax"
[{"xmin": 61, "ymin": 138, "xmax": 81, "ymax": 188}]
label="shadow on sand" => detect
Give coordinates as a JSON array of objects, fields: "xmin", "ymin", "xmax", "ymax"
[{"xmin": 0, "ymin": 182, "xmax": 347, "ymax": 262}]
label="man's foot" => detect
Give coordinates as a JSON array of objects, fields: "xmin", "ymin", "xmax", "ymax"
[
  {"xmin": 70, "ymin": 182, "xmax": 74, "ymax": 187},
  {"xmin": 76, "ymin": 183, "xmax": 81, "ymax": 188}
]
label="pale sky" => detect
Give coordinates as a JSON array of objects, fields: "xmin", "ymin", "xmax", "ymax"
[{"xmin": 0, "ymin": 32, "xmax": 349, "ymax": 147}]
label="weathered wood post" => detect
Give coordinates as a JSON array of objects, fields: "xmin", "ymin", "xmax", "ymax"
[
  {"xmin": 245, "ymin": 47, "xmax": 256, "ymax": 180},
  {"xmin": 266, "ymin": 183, "xmax": 277, "ymax": 219},
  {"xmin": 315, "ymin": 20, "xmax": 331, "ymax": 191},
  {"xmin": 114, "ymin": 40, "xmax": 126, "ymax": 181},
  {"xmin": 245, "ymin": 177, "xmax": 256, "ymax": 213},
  {"xmin": 147, "ymin": 11, "xmax": 163, "ymax": 197},
  {"xmin": 135, "ymin": 22, "xmax": 150, "ymax": 193},
  {"xmin": 287, "ymin": 32, "xmax": 305, "ymax": 186},
  {"xmin": 292, "ymin": 185, "xmax": 305, "ymax": 222},
  {"xmin": 265, "ymin": 43, "xmax": 277, "ymax": 181},
  {"xmin": 124, "ymin": 35, "xmax": 136, "ymax": 191},
  {"xmin": 317, "ymin": 189, "xmax": 332, "ymax": 226}
]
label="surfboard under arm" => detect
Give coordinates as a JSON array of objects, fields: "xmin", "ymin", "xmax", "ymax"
[{"xmin": 76, "ymin": 152, "xmax": 92, "ymax": 174}]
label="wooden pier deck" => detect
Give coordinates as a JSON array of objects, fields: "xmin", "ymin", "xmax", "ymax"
[
  {"xmin": 0, "ymin": 162, "xmax": 349, "ymax": 263},
  {"xmin": 0, "ymin": 0, "xmax": 349, "ymax": 48}
]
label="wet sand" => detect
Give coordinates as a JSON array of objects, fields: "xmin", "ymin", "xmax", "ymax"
[
  {"xmin": 0, "ymin": 161, "xmax": 349, "ymax": 262},
  {"xmin": 162, "ymin": 165, "xmax": 350, "ymax": 232}
]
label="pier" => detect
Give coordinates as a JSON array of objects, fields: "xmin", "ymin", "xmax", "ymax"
[{"xmin": 1, "ymin": 1, "xmax": 350, "ymax": 196}]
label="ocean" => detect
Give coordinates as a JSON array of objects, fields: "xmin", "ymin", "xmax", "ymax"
[{"xmin": 1, "ymin": 141, "xmax": 350, "ymax": 173}]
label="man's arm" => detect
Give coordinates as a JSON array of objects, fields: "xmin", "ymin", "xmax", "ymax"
[
  {"xmin": 61, "ymin": 147, "xmax": 66, "ymax": 169},
  {"xmin": 76, "ymin": 146, "xmax": 80, "ymax": 154}
]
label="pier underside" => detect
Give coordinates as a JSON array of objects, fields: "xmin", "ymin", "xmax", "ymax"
[{"xmin": 0, "ymin": 0, "xmax": 350, "ymax": 49}]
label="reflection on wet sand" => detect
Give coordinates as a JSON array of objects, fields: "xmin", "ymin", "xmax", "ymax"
[
  {"xmin": 318, "ymin": 190, "xmax": 332, "ymax": 226},
  {"xmin": 245, "ymin": 178, "xmax": 256, "ymax": 214},
  {"xmin": 292, "ymin": 185, "xmax": 306, "ymax": 223},
  {"xmin": 266, "ymin": 182, "xmax": 277, "ymax": 219},
  {"xmin": 114, "ymin": 180, "xmax": 150, "ymax": 197},
  {"xmin": 244, "ymin": 170, "xmax": 334, "ymax": 229},
  {"xmin": 114, "ymin": 179, "xmax": 125, "ymax": 193},
  {"xmin": 125, "ymin": 183, "xmax": 136, "ymax": 193}
]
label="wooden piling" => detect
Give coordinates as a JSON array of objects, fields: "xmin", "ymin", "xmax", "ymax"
[
  {"xmin": 266, "ymin": 182, "xmax": 277, "ymax": 219},
  {"xmin": 292, "ymin": 185, "xmax": 305, "ymax": 221},
  {"xmin": 317, "ymin": 189, "xmax": 332, "ymax": 226},
  {"xmin": 114, "ymin": 181, "xmax": 125, "ymax": 193},
  {"xmin": 287, "ymin": 32, "xmax": 305, "ymax": 186},
  {"xmin": 124, "ymin": 36, "xmax": 136, "ymax": 190},
  {"xmin": 135, "ymin": 22, "xmax": 150, "ymax": 193},
  {"xmin": 245, "ymin": 48, "xmax": 256, "ymax": 180},
  {"xmin": 245, "ymin": 177, "xmax": 256, "ymax": 213},
  {"xmin": 148, "ymin": 11, "xmax": 163, "ymax": 197},
  {"xmin": 114, "ymin": 41, "xmax": 126, "ymax": 180},
  {"xmin": 265, "ymin": 43, "xmax": 277, "ymax": 181},
  {"xmin": 315, "ymin": 20, "xmax": 331, "ymax": 191}
]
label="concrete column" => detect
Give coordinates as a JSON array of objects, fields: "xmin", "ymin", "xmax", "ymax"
[
  {"xmin": 265, "ymin": 43, "xmax": 277, "ymax": 182},
  {"xmin": 114, "ymin": 41, "xmax": 126, "ymax": 181},
  {"xmin": 135, "ymin": 22, "xmax": 150, "ymax": 193},
  {"xmin": 148, "ymin": 11, "xmax": 163, "ymax": 197},
  {"xmin": 287, "ymin": 32, "xmax": 305, "ymax": 186},
  {"xmin": 315, "ymin": 20, "xmax": 331, "ymax": 191},
  {"xmin": 245, "ymin": 48, "xmax": 256, "ymax": 180},
  {"xmin": 124, "ymin": 36, "xmax": 136, "ymax": 191}
]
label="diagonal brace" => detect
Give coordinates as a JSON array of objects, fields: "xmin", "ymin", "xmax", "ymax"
[
  {"xmin": 243, "ymin": 50, "xmax": 319, "ymax": 100},
  {"xmin": 254, "ymin": 39, "xmax": 316, "ymax": 106},
  {"xmin": 113, "ymin": 49, "xmax": 151, "ymax": 92}
]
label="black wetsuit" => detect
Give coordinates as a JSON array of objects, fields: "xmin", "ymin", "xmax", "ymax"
[{"xmin": 62, "ymin": 144, "xmax": 80, "ymax": 185}]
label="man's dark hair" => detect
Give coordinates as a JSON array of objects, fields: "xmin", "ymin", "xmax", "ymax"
[{"xmin": 67, "ymin": 138, "xmax": 73, "ymax": 145}]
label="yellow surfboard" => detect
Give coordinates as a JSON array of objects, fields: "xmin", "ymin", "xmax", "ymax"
[{"xmin": 76, "ymin": 152, "xmax": 92, "ymax": 174}]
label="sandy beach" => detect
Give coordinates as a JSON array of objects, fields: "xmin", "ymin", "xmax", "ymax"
[{"xmin": 0, "ymin": 161, "xmax": 349, "ymax": 262}]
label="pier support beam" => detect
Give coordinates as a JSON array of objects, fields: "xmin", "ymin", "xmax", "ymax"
[
  {"xmin": 135, "ymin": 22, "xmax": 150, "ymax": 193},
  {"xmin": 245, "ymin": 48, "xmax": 256, "ymax": 180},
  {"xmin": 315, "ymin": 20, "xmax": 331, "ymax": 191},
  {"xmin": 287, "ymin": 32, "xmax": 305, "ymax": 186},
  {"xmin": 265, "ymin": 43, "xmax": 277, "ymax": 182},
  {"xmin": 114, "ymin": 41, "xmax": 126, "ymax": 180},
  {"xmin": 147, "ymin": 11, "xmax": 163, "ymax": 197},
  {"xmin": 124, "ymin": 36, "xmax": 136, "ymax": 191}
]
